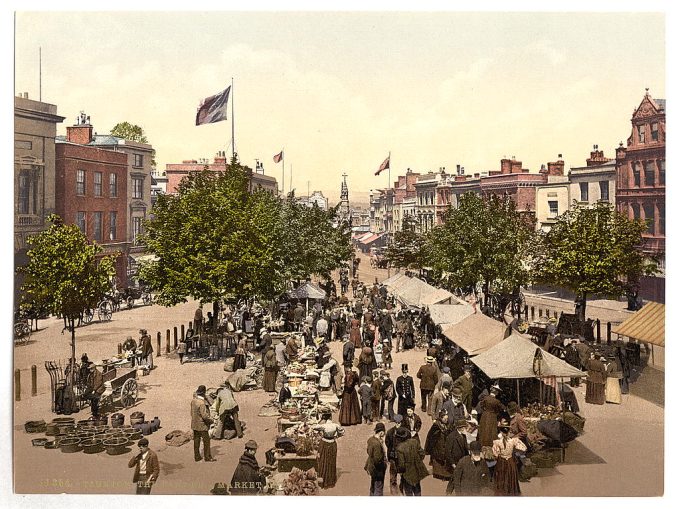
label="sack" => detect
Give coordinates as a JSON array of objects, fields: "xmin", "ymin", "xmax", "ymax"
[
  {"xmin": 275, "ymin": 436, "xmax": 297, "ymax": 453},
  {"xmin": 223, "ymin": 358, "xmax": 235, "ymax": 372},
  {"xmin": 537, "ymin": 420, "xmax": 578, "ymax": 444}
]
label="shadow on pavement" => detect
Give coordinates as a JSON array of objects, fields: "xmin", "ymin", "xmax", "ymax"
[
  {"xmin": 160, "ymin": 460, "xmax": 186, "ymax": 476},
  {"xmin": 563, "ymin": 439, "xmax": 606, "ymax": 465},
  {"xmin": 629, "ymin": 362, "xmax": 664, "ymax": 408}
]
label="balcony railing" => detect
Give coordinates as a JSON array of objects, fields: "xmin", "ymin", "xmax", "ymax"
[{"xmin": 16, "ymin": 215, "xmax": 42, "ymax": 226}]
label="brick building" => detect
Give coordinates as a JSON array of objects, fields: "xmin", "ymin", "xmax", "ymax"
[
  {"xmin": 615, "ymin": 90, "xmax": 665, "ymax": 302},
  {"xmin": 165, "ymin": 151, "xmax": 278, "ymax": 195},
  {"xmin": 480, "ymin": 157, "xmax": 552, "ymax": 215},
  {"xmin": 55, "ymin": 112, "xmax": 129, "ymax": 285}
]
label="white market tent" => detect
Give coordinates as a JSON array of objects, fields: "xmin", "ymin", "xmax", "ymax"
[
  {"xmin": 470, "ymin": 333, "xmax": 586, "ymax": 379},
  {"xmin": 381, "ymin": 274, "xmax": 453, "ymax": 308},
  {"xmin": 429, "ymin": 303, "xmax": 476, "ymax": 327},
  {"xmin": 441, "ymin": 313, "xmax": 507, "ymax": 355}
]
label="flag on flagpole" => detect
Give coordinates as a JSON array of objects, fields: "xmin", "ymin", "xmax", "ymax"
[
  {"xmin": 273, "ymin": 151, "xmax": 283, "ymax": 163},
  {"xmin": 195, "ymin": 86, "xmax": 231, "ymax": 126},
  {"xmin": 375, "ymin": 154, "xmax": 390, "ymax": 176}
]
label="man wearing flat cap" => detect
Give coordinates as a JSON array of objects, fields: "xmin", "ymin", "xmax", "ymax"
[
  {"xmin": 128, "ymin": 438, "xmax": 159, "ymax": 495},
  {"xmin": 191, "ymin": 385, "xmax": 215, "ymax": 462},
  {"xmin": 230, "ymin": 440, "xmax": 266, "ymax": 495},
  {"xmin": 365, "ymin": 422, "xmax": 387, "ymax": 495}
]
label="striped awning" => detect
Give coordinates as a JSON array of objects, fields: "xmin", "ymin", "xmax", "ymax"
[{"xmin": 612, "ymin": 302, "xmax": 665, "ymax": 347}]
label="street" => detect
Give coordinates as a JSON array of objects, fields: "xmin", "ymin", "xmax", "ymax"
[{"xmin": 12, "ymin": 251, "xmax": 663, "ymax": 496}]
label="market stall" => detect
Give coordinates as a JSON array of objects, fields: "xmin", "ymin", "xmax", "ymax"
[
  {"xmin": 287, "ymin": 282, "xmax": 327, "ymax": 314},
  {"xmin": 440, "ymin": 313, "xmax": 507, "ymax": 356},
  {"xmin": 612, "ymin": 302, "xmax": 665, "ymax": 368}
]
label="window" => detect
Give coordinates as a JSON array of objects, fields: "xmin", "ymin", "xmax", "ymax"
[
  {"xmin": 94, "ymin": 172, "xmax": 102, "ymax": 196},
  {"xmin": 659, "ymin": 203, "xmax": 665, "ymax": 235},
  {"xmin": 109, "ymin": 173, "xmax": 118, "ymax": 197},
  {"xmin": 109, "ymin": 211, "xmax": 117, "ymax": 240},
  {"xmin": 18, "ymin": 171, "xmax": 30, "ymax": 214},
  {"xmin": 133, "ymin": 178, "xmax": 143, "ymax": 199},
  {"xmin": 632, "ymin": 163, "xmax": 641, "ymax": 187},
  {"xmin": 579, "ymin": 182, "xmax": 589, "ymax": 202},
  {"xmin": 659, "ymin": 160, "xmax": 665, "ymax": 185},
  {"xmin": 76, "ymin": 169, "xmax": 86, "ymax": 195},
  {"xmin": 643, "ymin": 203, "xmax": 655, "ymax": 235},
  {"xmin": 644, "ymin": 162, "xmax": 655, "ymax": 186},
  {"xmin": 638, "ymin": 125, "xmax": 645, "ymax": 143},
  {"xmin": 651, "ymin": 122, "xmax": 659, "ymax": 141},
  {"xmin": 548, "ymin": 200, "xmax": 558, "ymax": 217},
  {"xmin": 76, "ymin": 211, "xmax": 86, "ymax": 233},
  {"xmin": 631, "ymin": 203, "xmax": 640, "ymax": 221},
  {"xmin": 134, "ymin": 154, "xmax": 144, "ymax": 168},
  {"xmin": 93, "ymin": 212, "xmax": 103, "ymax": 241},
  {"xmin": 132, "ymin": 217, "xmax": 143, "ymax": 244},
  {"xmin": 599, "ymin": 181, "xmax": 609, "ymax": 202}
]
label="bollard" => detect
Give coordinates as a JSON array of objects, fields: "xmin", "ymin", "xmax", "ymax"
[
  {"xmin": 524, "ymin": 305, "xmax": 528, "ymax": 321},
  {"xmin": 181, "ymin": 324, "xmax": 185, "ymax": 342},
  {"xmin": 118, "ymin": 343, "xmax": 123, "ymax": 355},
  {"xmin": 546, "ymin": 308, "xmax": 551, "ymax": 318},
  {"xmin": 531, "ymin": 306, "xmax": 535, "ymax": 321},
  {"xmin": 166, "ymin": 329, "xmax": 171, "ymax": 354},
  {"xmin": 15, "ymin": 369, "xmax": 20, "ymax": 401},
  {"xmin": 596, "ymin": 319, "xmax": 601, "ymax": 343},
  {"xmin": 607, "ymin": 322, "xmax": 612, "ymax": 343},
  {"xmin": 31, "ymin": 365, "xmax": 37, "ymax": 397},
  {"xmin": 157, "ymin": 332, "xmax": 161, "ymax": 357},
  {"xmin": 174, "ymin": 327, "xmax": 178, "ymax": 349},
  {"xmin": 554, "ymin": 310, "xmax": 558, "ymax": 319},
  {"xmin": 538, "ymin": 309, "xmax": 543, "ymax": 318}
]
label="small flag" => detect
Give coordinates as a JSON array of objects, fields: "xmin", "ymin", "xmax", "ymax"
[
  {"xmin": 273, "ymin": 151, "xmax": 283, "ymax": 163},
  {"xmin": 375, "ymin": 154, "xmax": 390, "ymax": 176},
  {"xmin": 195, "ymin": 86, "xmax": 231, "ymax": 126}
]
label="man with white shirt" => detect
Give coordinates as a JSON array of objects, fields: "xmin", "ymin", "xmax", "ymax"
[{"xmin": 128, "ymin": 438, "xmax": 159, "ymax": 494}]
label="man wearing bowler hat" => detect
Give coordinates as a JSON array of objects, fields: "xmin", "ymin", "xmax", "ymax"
[
  {"xmin": 230, "ymin": 440, "xmax": 266, "ymax": 495},
  {"xmin": 128, "ymin": 438, "xmax": 159, "ymax": 495},
  {"xmin": 365, "ymin": 422, "xmax": 387, "ymax": 495},
  {"xmin": 191, "ymin": 385, "xmax": 215, "ymax": 462}
]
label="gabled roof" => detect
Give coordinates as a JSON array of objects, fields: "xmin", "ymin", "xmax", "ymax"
[
  {"xmin": 441, "ymin": 313, "xmax": 506, "ymax": 356},
  {"xmin": 612, "ymin": 302, "xmax": 665, "ymax": 347},
  {"xmin": 428, "ymin": 303, "xmax": 475, "ymax": 326}
]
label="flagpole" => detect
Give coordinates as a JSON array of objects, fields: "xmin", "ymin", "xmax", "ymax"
[
  {"xmin": 231, "ymin": 77, "xmax": 235, "ymax": 160},
  {"xmin": 290, "ymin": 163, "xmax": 293, "ymax": 195},
  {"xmin": 282, "ymin": 149, "xmax": 285, "ymax": 196}
]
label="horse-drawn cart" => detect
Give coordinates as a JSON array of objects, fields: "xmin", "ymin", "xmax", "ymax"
[{"xmin": 100, "ymin": 367, "xmax": 139, "ymax": 409}]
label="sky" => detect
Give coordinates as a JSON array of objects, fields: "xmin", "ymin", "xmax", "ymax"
[{"xmin": 13, "ymin": 10, "xmax": 666, "ymax": 202}]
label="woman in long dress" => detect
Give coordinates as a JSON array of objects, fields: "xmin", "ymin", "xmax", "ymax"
[
  {"xmin": 478, "ymin": 387, "xmax": 505, "ymax": 447},
  {"xmin": 585, "ymin": 352, "xmax": 606, "ymax": 405},
  {"xmin": 262, "ymin": 346, "xmax": 278, "ymax": 392},
  {"xmin": 338, "ymin": 369, "xmax": 362, "ymax": 426},
  {"xmin": 358, "ymin": 346, "xmax": 377, "ymax": 381},
  {"xmin": 492, "ymin": 418, "xmax": 527, "ymax": 496},
  {"xmin": 314, "ymin": 412, "xmax": 344, "ymax": 489},
  {"xmin": 604, "ymin": 355, "xmax": 622, "ymax": 404},
  {"xmin": 233, "ymin": 335, "xmax": 247, "ymax": 370},
  {"xmin": 424, "ymin": 410, "xmax": 454, "ymax": 480}
]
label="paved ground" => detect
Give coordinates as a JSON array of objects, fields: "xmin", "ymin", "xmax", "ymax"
[{"xmin": 11, "ymin": 251, "xmax": 664, "ymax": 496}]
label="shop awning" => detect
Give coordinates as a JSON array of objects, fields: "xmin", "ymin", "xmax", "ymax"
[
  {"xmin": 441, "ymin": 313, "xmax": 507, "ymax": 355},
  {"xmin": 470, "ymin": 333, "xmax": 586, "ymax": 379},
  {"xmin": 612, "ymin": 302, "xmax": 665, "ymax": 347}
]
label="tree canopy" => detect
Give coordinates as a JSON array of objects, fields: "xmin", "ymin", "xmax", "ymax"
[
  {"xmin": 426, "ymin": 192, "xmax": 535, "ymax": 305},
  {"xmin": 139, "ymin": 161, "xmax": 351, "ymax": 305},
  {"xmin": 531, "ymin": 201, "xmax": 657, "ymax": 320},
  {"xmin": 110, "ymin": 121, "xmax": 149, "ymax": 143},
  {"xmin": 384, "ymin": 214, "xmax": 426, "ymax": 269}
]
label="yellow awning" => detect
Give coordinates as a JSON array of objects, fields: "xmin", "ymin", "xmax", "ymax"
[{"xmin": 612, "ymin": 302, "xmax": 665, "ymax": 347}]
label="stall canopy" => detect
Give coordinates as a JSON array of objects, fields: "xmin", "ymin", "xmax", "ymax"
[
  {"xmin": 381, "ymin": 274, "xmax": 453, "ymax": 307},
  {"xmin": 612, "ymin": 302, "xmax": 665, "ymax": 347},
  {"xmin": 441, "ymin": 313, "xmax": 507, "ymax": 355},
  {"xmin": 428, "ymin": 303, "xmax": 475, "ymax": 327},
  {"xmin": 287, "ymin": 281, "xmax": 327, "ymax": 300},
  {"xmin": 471, "ymin": 333, "xmax": 586, "ymax": 379}
]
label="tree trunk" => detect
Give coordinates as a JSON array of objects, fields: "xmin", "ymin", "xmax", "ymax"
[
  {"xmin": 483, "ymin": 281, "xmax": 490, "ymax": 308},
  {"xmin": 575, "ymin": 293, "xmax": 587, "ymax": 323},
  {"xmin": 69, "ymin": 316, "xmax": 76, "ymax": 389}
]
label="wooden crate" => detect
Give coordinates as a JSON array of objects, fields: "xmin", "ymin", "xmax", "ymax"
[{"xmin": 274, "ymin": 453, "xmax": 318, "ymax": 473}]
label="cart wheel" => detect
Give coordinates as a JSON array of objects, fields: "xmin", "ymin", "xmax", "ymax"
[
  {"xmin": 142, "ymin": 293, "xmax": 152, "ymax": 305},
  {"xmin": 83, "ymin": 308, "xmax": 94, "ymax": 324},
  {"xmin": 120, "ymin": 378, "xmax": 138, "ymax": 408},
  {"xmin": 127, "ymin": 297, "xmax": 135, "ymax": 310},
  {"xmin": 98, "ymin": 302, "xmax": 113, "ymax": 322}
]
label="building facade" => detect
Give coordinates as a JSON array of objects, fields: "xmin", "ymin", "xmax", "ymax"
[
  {"xmin": 166, "ymin": 152, "xmax": 278, "ymax": 195},
  {"xmin": 14, "ymin": 94, "xmax": 65, "ymax": 253},
  {"xmin": 55, "ymin": 113, "xmax": 130, "ymax": 285}
]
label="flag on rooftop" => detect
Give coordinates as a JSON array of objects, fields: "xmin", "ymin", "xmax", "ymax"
[
  {"xmin": 375, "ymin": 154, "xmax": 390, "ymax": 176},
  {"xmin": 195, "ymin": 86, "xmax": 231, "ymax": 126},
  {"xmin": 273, "ymin": 151, "xmax": 283, "ymax": 163}
]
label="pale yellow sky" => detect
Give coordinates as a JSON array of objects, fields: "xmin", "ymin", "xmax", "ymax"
[{"xmin": 14, "ymin": 11, "xmax": 665, "ymax": 202}]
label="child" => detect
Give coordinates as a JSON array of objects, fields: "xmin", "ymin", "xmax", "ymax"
[{"xmin": 358, "ymin": 376, "xmax": 373, "ymax": 424}]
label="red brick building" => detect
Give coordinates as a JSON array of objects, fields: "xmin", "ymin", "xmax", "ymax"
[
  {"xmin": 615, "ymin": 90, "xmax": 665, "ymax": 302},
  {"xmin": 55, "ymin": 113, "xmax": 129, "ymax": 285}
]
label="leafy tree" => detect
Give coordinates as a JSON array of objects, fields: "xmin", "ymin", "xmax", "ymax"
[
  {"xmin": 426, "ymin": 192, "xmax": 535, "ymax": 310},
  {"xmin": 532, "ymin": 202, "xmax": 657, "ymax": 321},
  {"xmin": 110, "ymin": 121, "xmax": 149, "ymax": 143},
  {"xmin": 17, "ymin": 215, "xmax": 116, "ymax": 386},
  {"xmin": 384, "ymin": 214, "xmax": 426, "ymax": 269}
]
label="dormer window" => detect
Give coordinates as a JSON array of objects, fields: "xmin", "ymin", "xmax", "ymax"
[
  {"xmin": 651, "ymin": 122, "xmax": 659, "ymax": 141},
  {"xmin": 638, "ymin": 125, "xmax": 645, "ymax": 143}
]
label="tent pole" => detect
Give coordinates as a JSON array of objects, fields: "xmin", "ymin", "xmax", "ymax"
[{"xmin": 516, "ymin": 379, "xmax": 521, "ymax": 407}]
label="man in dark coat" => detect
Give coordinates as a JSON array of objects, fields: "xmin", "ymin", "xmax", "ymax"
[
  {"xmin": 396, "ymin": 364, "xmax": 416, "ymax": 416},
  {"xmin": 371, "ymin": 371, "xmax": 383, "ymax": 421},
  {"xmin": 396, "ymin": 432, "xmax": 430, "ymax": 496},
  {"xmin": 230, "ymin": 440, "xmax": 266, "ymax": 495},
  {"xmin": 380, "ymin": 371, "xmax": 396, "ymax": 422},
  {"xmin": 365, "ymin": 423, "xmax": 387, "ymax": 496},
  {"xmin": 190, "ymin": 385, "xmax": 215, "ymax": 462},
  {"xmin": 417, "ymin": 356, "xmax": 440, "ymax": 414},
  {"xmin": 447, "ymin": 440, "xmax": 491, "ymax": 496},
  {"xmin": 564, "ymin": 340, "xmax": 582, "ymax": 387},
  {"xmin": 445, "ymin": 420, "xmax": 469, "ymax": 470},
  {"xmin": 385, "ymin": 415, "xmax": 406, "ymax": 495},
  {"xmin": 424, "ymin": 410, "xmax": 453, "ymax": 480},
  {"xmin": 139, "ymin": 329, "xmax": 154, "ymax": 369},
  {"xmin": 342, "ymin": 337, "xmax": 355, "ymax": 371},
  {"xmin": 127, "ymin": 438, "xmax": 159, "ymax": 495},
  {"xmin": 452, "ymin": 366, "xmax": 474, "ymax": 413},
  {"xmin": 403, "ymin": 404, "xmax": 422, "ymax": 444}
]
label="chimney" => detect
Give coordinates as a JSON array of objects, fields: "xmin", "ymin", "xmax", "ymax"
[
  {"xmin": 66, "ymin": 111, "xmax": 93, "ymax": 144},
  {"xmin": 586, "ymin": 144, "xmax": 611, "ymax": 166},
  {"xmin": 214, "ymin": 151, "xmax": 227, "ymax": 164},
  {"xmin": 547, "ymin": 155, "xmax": 565, "ymax": 177},
  {"xmin": 500, "ymin": 158, "xmax": 513, "ymax": 174}
]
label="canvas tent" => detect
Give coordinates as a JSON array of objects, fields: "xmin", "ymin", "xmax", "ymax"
[
  {"xmin": 612, "ymin": 302, "xmax": 665, "ymax": 367},
  {"xmin": 381, "ymin": 274, "xmax": 453, "ymax": 308},
  {"xmin": 287, "ymin": 281, "xmax": 327, "ymax": 313},
  {"xmin": 470, "ymin": 333, "xmax": 586, "ymax": 379},
  {"xmin": 429, "ymin": 303, "xmax": 475, "ymax": 327},
  {"xmin": 440, "ymin": 313, "xmax": 507, "ymax": 356}
]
